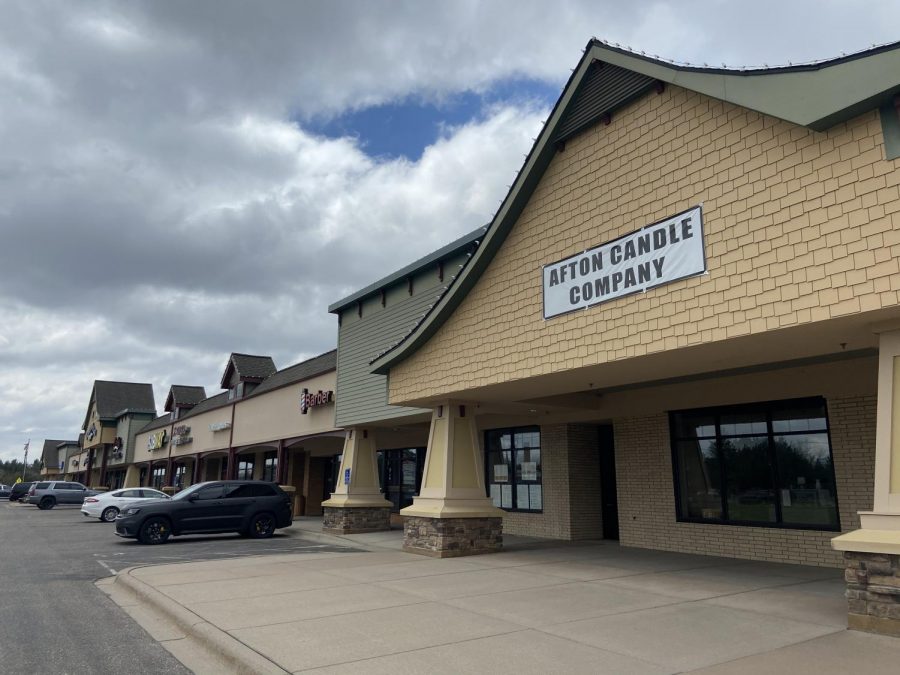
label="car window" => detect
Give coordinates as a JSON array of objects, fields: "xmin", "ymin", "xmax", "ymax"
[
  {"xmin": 139, "ymin": 489, "xmax": 164, "ymax": 499},
  {"xmin": 35, "ymin": 483, "xmax": 50, "ymax": 489},
  {"xmin": 194, "ymin": 485, "xmax": 223, "ymax": 501},
  {"xmin": 223, "ymin": 484, "xmax": 255, "ymax": 498},
  {"xmin": 56, "ymin": 483, "xmax": 75, "ymax": 490},
  {"xmin": 119, "ymin": 489, "xmax": 140, "ymax": 498},
  {"xmin": 250, "ymin": 484, "xmax": 277, "ymax": 497}
]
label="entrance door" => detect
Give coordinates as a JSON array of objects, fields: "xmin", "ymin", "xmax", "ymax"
[
  {"xmin": 379, "ymin": 448, "xmax": 425, "ymax": 512},
  {"xmin": 598, "ymin": 425, "xmax": 619, "ymax": 540}
]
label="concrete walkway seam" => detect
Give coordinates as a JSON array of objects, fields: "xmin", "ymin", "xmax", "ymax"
[
  {"xmin": 114, "ymin": 566, "xmax": 289, "ymax": 675},
  {"xmin": 286, "ymin": 526, "xmax": 385, "ymax": 551}
]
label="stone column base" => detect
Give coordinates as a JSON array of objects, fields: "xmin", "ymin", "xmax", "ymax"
[
  {"xmin": 322, "ymin": 506, "xmax": 391, "ymax": 534},
  {"xmin": 403, "ymin": 516, "xmax": 502, "ymax": 558},
  {"xmin": 844, "ymin": 551, "xmax": 900, "ymax": 637}
]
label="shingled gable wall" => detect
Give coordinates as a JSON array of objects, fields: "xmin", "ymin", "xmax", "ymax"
[{"xmin": 387, "ymin": 83, "xmax": 899, "ymax": 404}]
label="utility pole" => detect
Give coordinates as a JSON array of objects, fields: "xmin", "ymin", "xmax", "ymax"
[{"xmin": 22, "ymin": 439, "xmax": 30, "ymax": 481}]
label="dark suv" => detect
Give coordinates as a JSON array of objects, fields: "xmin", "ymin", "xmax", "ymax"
[
  {"xmin": 114, "ymin": 480, "xmax": 293, "ymax": 545},
  {"xmin": 9, "ymin": 482, "xmax": 33, "ymax": 501}
]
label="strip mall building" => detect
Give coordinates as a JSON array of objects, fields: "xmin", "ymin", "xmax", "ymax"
[{"xmin": 321, "ymin": 41, "xmax": 900, "ymax": 633}]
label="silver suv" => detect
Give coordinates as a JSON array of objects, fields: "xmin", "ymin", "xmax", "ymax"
[{"xmin": 26, "ymin": 481, "xmax": 98, "ymax": 510}]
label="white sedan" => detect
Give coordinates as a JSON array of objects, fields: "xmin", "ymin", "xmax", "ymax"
[{"xmin": 81, "ymin": 488, "xmax": 170, "ymax": 522}]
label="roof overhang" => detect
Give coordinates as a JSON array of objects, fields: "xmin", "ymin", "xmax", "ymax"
[{"xmin": 370, "ymin": 39, "xmax": 900, "ymax": 376}]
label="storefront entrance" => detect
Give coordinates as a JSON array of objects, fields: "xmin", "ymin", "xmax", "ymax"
[
  {"xmin": 599, "ymin": 425, "xmax": 619, "ymax": 540},
  {"xmin": 378, "ymin": 447, "xmax": 425, "ymax": 512}
]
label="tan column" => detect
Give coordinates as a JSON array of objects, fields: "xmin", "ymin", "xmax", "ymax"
[
  {"xmin": 835, "ymin": 328, "xmax": 900, "ymax": 545},
  {"xmin": 402, "ymin": 401, "xmax": 504, "ymax": 519},
  {"xmin": 321, "ymin": 428, "xmax": 390, "ymax": 508},
  {"xmin": 123, "ymin": 464, "xmax": 140, "ymax": 488},
  {"xmin": 833, "ymin": 328, "xmax": 900, "ymax": 637}
]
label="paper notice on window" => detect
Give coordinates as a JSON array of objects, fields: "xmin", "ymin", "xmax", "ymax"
[
  {"xmin": 521, "ymin": 461, "xmax": 537, "ymax": 481},
  {"xmin": 529, "ymin": 485, "xmax": 542, "ymax": 510},
  {"xmin": 494, "ymin": 464, "xmax": 509, "ymax": 482},
  {"xmin": 490, "ymin": 484, "xmax": 501, "ymax": 507}
]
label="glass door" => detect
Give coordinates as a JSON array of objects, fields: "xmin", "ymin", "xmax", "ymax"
[{"xmin": 380, "ymin": 448, "xmax": 424, "ymax": 512}]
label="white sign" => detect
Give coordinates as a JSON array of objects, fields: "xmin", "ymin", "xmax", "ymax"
[
  {"xmin": 209, "ymin": 422, "xmax": 231, "ymax": 432},
  {"xmin": 542, "ymin": 206, "xmax": 705, "ymax": 319}
]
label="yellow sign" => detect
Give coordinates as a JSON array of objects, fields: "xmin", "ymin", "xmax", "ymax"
[{"xmin": 15, "ymin": 477, "xmax": 22, "ymax": 483}]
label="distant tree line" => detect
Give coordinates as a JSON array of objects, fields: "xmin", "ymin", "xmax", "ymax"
[{"xmin": 0, "ymin": 459, "xmax": 43, "ymax": 485}]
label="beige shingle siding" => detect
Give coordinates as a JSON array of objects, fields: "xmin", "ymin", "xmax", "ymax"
[{"xmin": 388, "ymin": 84, "xmax": 900, "ymax": 403}]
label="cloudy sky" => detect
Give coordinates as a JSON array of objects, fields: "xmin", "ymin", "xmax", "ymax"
[{"xmin": 1, "ymin": 0, "xmax": 899, "ymax": 462}]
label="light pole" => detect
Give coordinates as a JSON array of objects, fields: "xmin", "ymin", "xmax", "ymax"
[{"xmin": 22, "ymin": 439, "xmax": 29, "ymax": 481}]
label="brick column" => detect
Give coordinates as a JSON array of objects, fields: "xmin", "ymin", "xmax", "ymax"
[
  {"xmin": 99, "ymin": 445, "xmax": 109, "ymax": 487},
  {"xmin": 226, "ymin": 447, "xmax": 236, "ymax": 480},
  {"xmin": 277, "ymin": 440, "xmax": 287, "ymax": 484}
]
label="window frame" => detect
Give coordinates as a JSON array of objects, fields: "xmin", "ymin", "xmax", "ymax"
[
  {"xmin": 670, "ymin": 396, "xmax": 841, "ymax": 532},
  {"xmin": 484, "ymin": 425, "xmax": 543, "ymax": 514},
  {"xmin": 236, "ymin": 457, "xmax": 254, "ymax": 480}
]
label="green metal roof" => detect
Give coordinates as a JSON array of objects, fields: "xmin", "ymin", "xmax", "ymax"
[{"xmin": 328, "ymin": 227, "xmax": 485, "ymax": 314}]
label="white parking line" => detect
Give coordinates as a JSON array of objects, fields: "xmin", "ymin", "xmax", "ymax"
[{"xmin": 97, "ymin": 560, "xmax": 118, "ymax": 576}]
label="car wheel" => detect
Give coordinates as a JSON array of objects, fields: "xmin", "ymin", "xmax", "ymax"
[
  {"xmin": 138, "ymin": 517, "xmax": 171, "ymax": 545},
  {"xmin": 248, "ymin": 512, "xmax": 276, "ymax": 539},
  {"xmin": 101, "ymin": 507, "xmax": 119, "ymax": 523},
  {"xmin": 39, "ymin": 497, "xmax": 55, "ymax": 510}
]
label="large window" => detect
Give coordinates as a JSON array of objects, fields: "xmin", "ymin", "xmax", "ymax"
[
  {"xmin": 151, "ymin": 466, "xmax": 166, "ymax": 490},
  {"xmin": 262, "ymin": 452, "xmax": 277, "ymax": 482},
  {"xmin": 671, "ymin": 397, "xmax": 839, "ymax": 530},
  {"xmin": 485, "ymin": 427, "xmax": 542, "ymax": 512},
  {"xmin": 236, "ymin": 458, "xmax": 254, "ymax": 480}
]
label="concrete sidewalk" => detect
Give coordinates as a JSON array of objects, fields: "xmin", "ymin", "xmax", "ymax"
[{"xmin": 100, "ymin": 524, "xmax": 900, "ymax": 674}]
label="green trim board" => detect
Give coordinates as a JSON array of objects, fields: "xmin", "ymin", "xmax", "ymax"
[{"xmin": 370, "ymin": 39, "xmax": 900, "ymax": 376}]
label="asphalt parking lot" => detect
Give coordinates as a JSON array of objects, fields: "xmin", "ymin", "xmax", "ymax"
[{"xmin": 0, "ymin": 500, "xmax": 357, "ymax": 674}]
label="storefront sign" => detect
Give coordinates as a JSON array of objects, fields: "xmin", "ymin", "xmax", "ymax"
[
  {"xmin": 542, "ymin": 206, "xmax": 705, "ymax": 319},
  {"xmin": 171, "ymin": 425, "xmax": 193, "ymax": 446},
  {"xmin": 209, "ymin": 421, "xmax": 231, "ymax": 432},
  {"xmin": 301, "ymin": 388, "xmax": 335, "ymax": 414},
  {"xmin": 343, "ymin": 468, "xmax": 351, "ymax": 485},
  {"xmin": 147, "ymin": 429, "xmax": 168, "ymax": 451}
]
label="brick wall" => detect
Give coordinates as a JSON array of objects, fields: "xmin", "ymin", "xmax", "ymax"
[
  {"xmin": 567, "ymin": 423, "xmax": 604, "ymax": 540},
  {"xmin": 614, "ymin": 395, "xmax": 875, "ymax": 567},
  {"xmin": 501, "ymin": 423, "xmax": 604, "ymax": 540},
  {"xmin": 390, "ymin": 83, "xmax": 900, "ymax": 404},
  {"xmin": 502, "ymin": 424, "xmax": 571, "ymax": 538}
]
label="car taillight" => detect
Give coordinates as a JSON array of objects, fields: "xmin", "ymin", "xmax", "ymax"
[{"xmin": 84, "ymin": 497, "xmax": 99, "ymax": 503}]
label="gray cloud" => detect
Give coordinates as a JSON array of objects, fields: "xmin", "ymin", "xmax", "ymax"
[{"xmin": 1, "ymin": 0, "xmax": 898, "ymax": 459}]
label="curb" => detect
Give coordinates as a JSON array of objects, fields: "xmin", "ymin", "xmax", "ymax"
[{"xmin": 114, "ymin": 566, "xmax": 289, "ymax": 675}]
